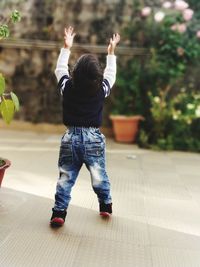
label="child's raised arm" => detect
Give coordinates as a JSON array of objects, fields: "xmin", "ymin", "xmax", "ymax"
[
  {"xmin": 107, "ymin": 33, "xmax": 120, "ymax": 55},
  {"xmin": 55, "ymin": 26, "xmax": 76, "ymax": 81},
  {"xmin": 103, "ymin": 33, "xmax": 120, "ymax": 97},
  {"xmin": 55, "ymin": 26, "xmax": 76, "ymax": 94}
]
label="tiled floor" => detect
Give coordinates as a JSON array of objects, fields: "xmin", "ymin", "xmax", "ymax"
[{"xmin": 0, "ymin": 130, "xmax": 200, "ymax": 267}]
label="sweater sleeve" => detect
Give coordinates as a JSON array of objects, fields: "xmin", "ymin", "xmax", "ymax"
[
  {"xmin": 55, "ymin": 48, "xmax": 71, "ymax": 95},
  {"xmin": 102, "ymin": 55, "xmax": 117, "ymax": 97}
]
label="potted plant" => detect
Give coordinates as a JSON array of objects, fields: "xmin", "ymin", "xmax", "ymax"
[
  {"xmin": 0, "ymin": 74, "xmax": 19, "ymax": 187},
  {"xmin": 0, "ymin": 10, "xmax": 20, "ymax": 186},
  {"xmin": 0, "ymin": 159, "xmax": 11, "ymax": 186},
  {"xmin": 129, "ymin": 1, "xmax": 200, "ymax": 151},
  {"xmin": 110, "ymin": 59, "xmax": 144, "ymax": 143},
  {"xmin": 111, "ymin": 0, "xmax": 200, "ymax": 149}
]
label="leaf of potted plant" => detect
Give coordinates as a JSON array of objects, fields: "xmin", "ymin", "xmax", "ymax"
[
  {"xmin": 0, "ymin": 75, "xmax": 20, "ymax": 187},
  {"xmin": 0, "ymin": 10, "xmax": 21, "ymax": 186}
]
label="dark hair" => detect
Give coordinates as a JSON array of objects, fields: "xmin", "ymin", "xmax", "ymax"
[{"xmin": 72, "ymin": 54, "xmax": 103, "ymax": 96}]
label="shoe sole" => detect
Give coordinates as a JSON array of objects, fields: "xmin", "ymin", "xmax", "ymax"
[
  {"xmin": 50, "ymin": 217, "xmax": 65, "ymax": 227},
  {"xmin": 100, "ymin": 212, "xmax": 112, "ymax": 217}
]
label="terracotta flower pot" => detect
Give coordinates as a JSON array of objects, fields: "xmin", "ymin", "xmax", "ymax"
[
  {"xmin": 110, "ymin": 115, "xmax": 144, "ymax": 143},
  {"xmin": 0, "ymin": 159, "xmax": 11, "ymax": 187}
]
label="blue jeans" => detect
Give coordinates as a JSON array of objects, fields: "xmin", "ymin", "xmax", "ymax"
[{"xmin": 53, "ymin": 127, "xmax": 112, "ymax": 211}]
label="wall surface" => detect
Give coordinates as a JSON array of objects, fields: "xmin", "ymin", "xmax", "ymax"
[{"xmin": 0, "ymin": 0, "xmax": 140, "ymax": 124}]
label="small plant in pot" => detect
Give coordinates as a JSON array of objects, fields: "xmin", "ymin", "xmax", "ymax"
[
  {"xmin": 0, "ymin": 10, "xmax": 20, "ymax": 186},
  {"xmin": 0, "ymin": 158, "xmax": 11, "ymax": 187},
  {"xmin": 0, "ymin": 73, "xmax": 19, "ymax": 187},
  {"xmin": 110, "ymin": 59, "xmax": 144, "ymax": 143}
]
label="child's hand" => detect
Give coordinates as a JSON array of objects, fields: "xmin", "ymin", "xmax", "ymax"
[
  {"xmin": 107, "ymin": 33, "xmax": 120, "ymax": 55},
  {"xmin": 64, "ymin": 26, "xmax": 76, "ymax": 49}
]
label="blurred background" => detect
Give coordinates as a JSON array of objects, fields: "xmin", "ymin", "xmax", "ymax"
[{"xmin": 0, "ymin": 0, "xmax": 200, "ymax": 151}]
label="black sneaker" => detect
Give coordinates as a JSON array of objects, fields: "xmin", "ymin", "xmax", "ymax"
[
  {"xmin": 50, "ymin": 209, "xmax": 67, "ymax": 227},
  {"xmin": 99, "ymin": 203, "xmax": 112, "ymax": 217}
]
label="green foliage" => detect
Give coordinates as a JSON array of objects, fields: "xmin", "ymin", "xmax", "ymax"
[
  {"xmin": 112, "ymin": 59, "xmax": 143, "ymax": 115},
  {"xmin": 0, "ymin": 74, "xmax": 6, "ymax": 95},
  {"xmin": 0, "ymin": 10, "xmax": 20, "ymax": 38},
  {"xmin": 11, "ymin": 10, "xmax": 21, "ymax": 23},
  {"xmin": 0, "ymin": 10, "xmax": 21, "ymax": 124},
  {"xmin": 0, "ymin": 158, "xmax": 6, "ymax": 167},
  {"xmin": 0, "ymin": 25, "xmax": 9, "ymax": 38},
  {"xmin": 0, "ymin": 99, "xmax": 15, "ymax": 124},
  {"xmin": 138, "ymin": 91, "xmax": 200, "ymax": 152},
  {"xmin": 0, "ymin": 73, "xmax": 20, "ymax": 124},
  {"xmin": 11, "ymin": 92, "xmax": 20, "ymax": 111},
  {"xmin": 116, "ymin": 0, "xmax": 200, "ymax": 151}
]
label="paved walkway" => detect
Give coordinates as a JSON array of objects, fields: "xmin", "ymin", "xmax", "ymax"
[{"xmin": 0, "ymin": 130, "xmax": 200, "ymax": 267}]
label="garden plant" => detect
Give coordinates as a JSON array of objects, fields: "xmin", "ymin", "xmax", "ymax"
[
  {"xmin": 0, "ymin": 9, "xmax": 20, "ymax": 176},
  {"xmin": 114, "ymin": 0, "xmax": 200, "ymax": 151},
  {"xmin": 0, "ymin": 10, "xmax": 20, "ymax": 125}
]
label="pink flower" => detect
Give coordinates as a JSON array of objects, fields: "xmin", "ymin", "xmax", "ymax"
[
  {"xmin": 177, "ymin": 23, "xmax": 187, "ymax": 33},
  {"xmin": 196, "ymin": 31, "xmax": 200, "ymax": 38},
  {"xmin": 171, "ymin": 23, "xmax": 187, "ymax": 33},
  {"xmin": 174, "ymin": 0, "xmax": 189, "ymax": 11},
  {"xmin": 177, "ymin": 47, "xmax": 185, "ymax": 56},
  {"xmin": 183, "ymin": 9, "xmax": 194, "ymax": 21},
  {"xmin": 141, "ymin": 7, "xmax": 151, "ymax": 17},
  {"xmin": 154, "ymin": 11, "xmax": 165, "ymax": 22},
  {"xmin": 162, "ymin": 1, "xmax": 172, "ymax": 9},
  {"xmin": 171, "ymin": 24, "xmax": 178, "ymax": 31}
]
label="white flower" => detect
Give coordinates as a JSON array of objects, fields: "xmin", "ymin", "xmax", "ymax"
[
  {"xmin": 163, "ymin": 1, "xmax": 172, "ymax": 9},
  {"xmin": 194, "ymin": 94, "xmax": 200, "ymax": 100},
  {"xmin": 187, "ymin": 119, "xmax": 192, "ymax": 124},
  {"xmin": 195, "ymin": 106, "xmax": 200, "ymax": 117},
  {"xmin": 173, "ymin": 114, "xmax": 178, "ymax": 120},
  {"xmin": 174, "ymin": 0, "xmax": 189, "ymax": 11},
  {"xmin": 141, "ymin": 7, "xmax": 152, "ymax": 17},
  {"xmin": 173, "ymin": 110, "xmax": 181, "ymax": 120},
  {"xmin": 154, "ymin": 96, "xmax": 161, "ymax": 103},
  {"xmin": 154, "ymin": 11, "xmax": 165, "ymax": 22},
  {"xmin": 183, "ymin": 9, "xmax": 194, "ymax": 21},
  {"xmin": 187, "ymin": 103, "xmax": 195, "ymax": 109}
]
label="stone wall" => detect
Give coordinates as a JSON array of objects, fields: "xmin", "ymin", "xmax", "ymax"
[{"xmin": 0, "ymin": 0, "xmax": 145, "ymax": 124}]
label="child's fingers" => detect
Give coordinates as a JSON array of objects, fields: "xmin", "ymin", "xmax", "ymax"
[
  {"xmin": 110, "ymin": 33, "xmax": 120, "ymax": 45},
  {"xmin": 116, "ymin": 34, "xmax": 120, "ymax": 44},
  {"xmin": 69, "ymin": 27, "xmax": 76, "ymax": 37},
  {"xmin": 114, "ymin": 33, "xmax": 120, "ymax": 42},
  {"xmin": 69, "ymin": 26, "xmax": 73, "ymax": 33},
  {"xmin": 64, "ymin": 26, "xmax": 75, "ymax": 36}
]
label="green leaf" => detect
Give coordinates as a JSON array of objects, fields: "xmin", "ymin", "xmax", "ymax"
[
  {"xmin": 0, "ymin": 25, "xmax": 9, "ymax": 38},
  {"xmin": 0, "ymin": 99, "xmax": 15, "ymax": 124},
  {"xmin": 0, "ymin": 74, "xmax": 5, "ymax": 95},
  {"xmin": 11, "ymin": 10, "xmax": 21, "ymax": 23},
  {"xmin": 10, "ymin": 92, "xmax": 20, "ymax": 111}
]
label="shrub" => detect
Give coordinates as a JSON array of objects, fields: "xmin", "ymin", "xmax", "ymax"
[
  {"xmin": 0, "ymin": 10, "xmax": 20, "ymax": 123},
  {"xmin": 115, "ymin": 0, "xmax": 200, "ymax": 151}
]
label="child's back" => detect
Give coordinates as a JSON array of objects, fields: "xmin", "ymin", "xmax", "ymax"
[{"xmin": 50, "ymin": 26, "xmax": 120, "ymax": 227}]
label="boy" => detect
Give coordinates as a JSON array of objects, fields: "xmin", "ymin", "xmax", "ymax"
[{"xmin": 51, "ymin": 26, "xmax": 120, "ymax": 227}]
